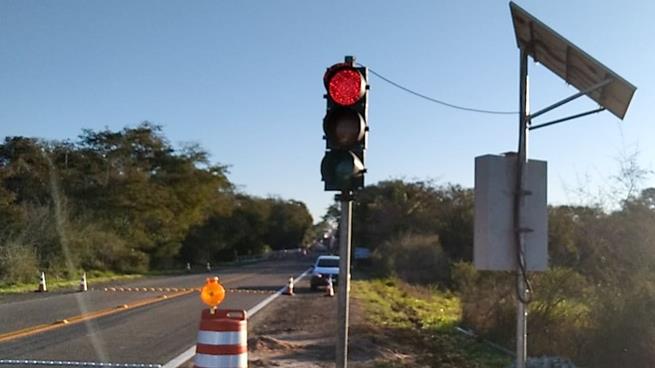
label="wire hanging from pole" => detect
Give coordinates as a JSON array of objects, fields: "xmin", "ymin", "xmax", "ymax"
[{"xmin": 357, "ymin": 63, "xmax": 518, "ymax": 115}]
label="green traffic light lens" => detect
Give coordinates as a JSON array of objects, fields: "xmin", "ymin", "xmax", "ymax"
[
  {"xmin": 321, "ymin": 151, "xmax": 365, "ymax": 191},
  {"xmin": 335, "ymin": 160, "xmax": 355, "ymax": 183}
]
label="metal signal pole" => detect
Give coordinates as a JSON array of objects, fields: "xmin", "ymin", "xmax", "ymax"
[
  {"xmin": 515, "ymin": 47, "xmax": 530, "ymax": 368},
  {"xmin": 336, "ymin": 193, "xmax": 353, "ymax": 368}
]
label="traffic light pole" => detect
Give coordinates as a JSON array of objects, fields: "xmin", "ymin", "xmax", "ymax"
[{"xmin": 336, "ymin": 192, "xmax": 353, "ymax": 368}]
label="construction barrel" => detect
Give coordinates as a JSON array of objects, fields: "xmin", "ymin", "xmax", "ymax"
[{"xmin": 194, "ymin": 309, "xmax": 247, "ymax": 368}]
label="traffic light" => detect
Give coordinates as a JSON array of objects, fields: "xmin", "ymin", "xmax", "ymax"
[{"xmin": 321, "ymin": 57, "xmax": 369, "ymax": 192}]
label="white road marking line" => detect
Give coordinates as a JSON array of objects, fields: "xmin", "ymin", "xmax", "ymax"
[
  {"xmin": 160, "ymin": 268, "xmax": 311, "ymax": 368},
  {"xmin": 0, "ymin": 359, "xmax": 161, "ymax": 367}
]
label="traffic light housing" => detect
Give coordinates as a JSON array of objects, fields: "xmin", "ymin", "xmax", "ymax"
[{"xmin": 321, "ymin": 57, "xmax": 369, "ymax": 192}]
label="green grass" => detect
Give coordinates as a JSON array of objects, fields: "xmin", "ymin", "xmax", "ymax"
[
  {"xmin": 0, "ymin": 271, "xmax": 143, "ymax": 293},
  {"xmin": 352, "ymin": 277, "xmax": 512, "ymax": 368}
]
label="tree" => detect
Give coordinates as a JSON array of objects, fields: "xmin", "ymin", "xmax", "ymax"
[
  {"xmin": 0, "ymin": 123, "xmax": 313, "ymax": 280},
  {"xmin": 70, "ymin": 123, "xmax": 233, "ymax": 266},
  {"xmin": 351, "ymin": 180, "xmax": 473, "ymax": 261},
  {"xmin": 265, "ymin": 198, "xmax": 313, "ymax": 250}
]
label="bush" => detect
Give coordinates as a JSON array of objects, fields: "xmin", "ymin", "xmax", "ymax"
[
  {"xmin": 453, "ymin": 263, "xmax": 589, "ymax": 360},
  {"xmin": 452, "ymin": 262, "xmax": 515, "ymax": 343},
  {"xmin": 372, "ymin": 233, "xmax": 450, "ymax": 284},
  {"xmin": 71, "ymin": 224, "xmax": 148, "ymax": 273},
  {"xmin": 0, "ymin": 239, "xmax": 39, "ymax": 284},
  {"xmin": 582, "ymin": 282, "xmax": 655, "ymax": 367},
  {"xmin": 20, "ymin": 216, "xmax": 149, "ymax": 275},
  {"xmin": 528, "ymin": 268, "xmax": 589, "ymax": 359},
  {"xmin": 506, "ymin": 356, "xmax": 577, "ymax": 368}
]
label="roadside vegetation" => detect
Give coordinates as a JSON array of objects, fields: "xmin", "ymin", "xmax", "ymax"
[
  {"xmin": 352, "ymin": 277, "xmax": 511, "ymax": 368},
  {"xmin": 332, "ymin": 175, "xmax": 655, "ymax": 367},
  {"xmin": 3, "ymin": 123, "xmax": 654, "ymax": 367},
  {"xmin": 0, "ymin": 271, "xmax": 141, "ymax": 293},
  {"xmin": 0, "ymin": 123, "xmax": 315, "ymax": 289}
]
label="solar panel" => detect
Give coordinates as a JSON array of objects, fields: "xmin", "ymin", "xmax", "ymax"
[{"xmin": 510, "ymin": 2, "xmax": 636, "ymax": 119}]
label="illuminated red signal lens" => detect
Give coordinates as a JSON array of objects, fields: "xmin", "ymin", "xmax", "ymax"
[{"xmin": 328, "ymin": 69, "xmax": 365, "ymax": 106}]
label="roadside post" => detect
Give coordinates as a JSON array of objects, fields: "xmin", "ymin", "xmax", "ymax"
[
  {"xmin": 79, "ymin": 272, "xmax": 88, "ymax": 292},
  {"xmin": 325, "ymin": 274, "xmax": 335, "ymax": 297},
  {"xmin": 321, "ymin": 55, "xmax": 369, "ymax": 368},
  {"xmin": 38, "ymin": 271, "xmax": 47, "ymax": 292},
  {"xmin": 284, "ymin": 277, "xmax": 295, "ymax": 296}
]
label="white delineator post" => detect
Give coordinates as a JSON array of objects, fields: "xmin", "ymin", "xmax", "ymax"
[
  {"xmin": 325, "ymin": 276, "xmax": 335, "ymax": 297},
  {"xmin": 79, "ymin": 272, "xmax": 88, "ymax": 292},
  {"xmin": 284, "ymin": 277, "xmax": 294, "ymax": 296},
  {"xmin": 38, "ymin": 272, "xmax": 47, "ymax": 292}
]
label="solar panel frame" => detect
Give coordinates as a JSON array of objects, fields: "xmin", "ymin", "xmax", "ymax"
[{"xmin": 510, "ymin": 2, "xmax": 636, "ymax": 119}]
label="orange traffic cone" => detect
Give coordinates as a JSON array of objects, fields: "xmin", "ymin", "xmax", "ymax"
[
  {"xmin": 38, "ymin": 272, "xmax": 47, "ymax": 292},
  {"xmin": 325, "ymin": 277, "xmax": 334, "ymax": 297},
  {"xmin": 284, "ymin": 277, "xmax": 294, "ymax": 296}
]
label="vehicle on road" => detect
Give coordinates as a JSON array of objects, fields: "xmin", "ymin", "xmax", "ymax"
[{"xmin": 310, "ymin": 255, "xmax": 339, "ymax": 291}]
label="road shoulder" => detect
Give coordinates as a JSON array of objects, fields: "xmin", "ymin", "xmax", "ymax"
[{"xmin": 247, "ymin": 278, "xmax": 385, "ymax": 368}]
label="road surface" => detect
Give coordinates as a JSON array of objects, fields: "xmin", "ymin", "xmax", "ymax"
[{"xmin": 0, "ymin": 257, "xmax": 310, "ymax": 367}]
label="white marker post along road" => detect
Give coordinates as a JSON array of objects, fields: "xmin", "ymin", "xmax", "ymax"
[{"xmin": 161, "ymin": 268, "xmax": 312, "ymax": 368}]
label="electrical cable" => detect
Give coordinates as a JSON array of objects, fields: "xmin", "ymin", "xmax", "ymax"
[
  {"xmin": 357, "ymin": 63, "xmax": 518, "ymax": 115},
  {"xmin": 513, "ymin": 150, "xmax": 534, "ymax": 304},
  {"xmin": 355, "ymin": 62, "xmax": 531, "ymax": 300}
]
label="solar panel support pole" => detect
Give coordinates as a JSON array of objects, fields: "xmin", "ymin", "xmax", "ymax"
[
  {"xmin": 528, "ymin": 78, "xmax": 612, "ymax": 120},
  {"xmin": 515, "ymin": 46, "xmax": 530, "ymax": 368},
  {"xmin": 529, "ymin": 107, "xmax": 606, "ymax": 131}
]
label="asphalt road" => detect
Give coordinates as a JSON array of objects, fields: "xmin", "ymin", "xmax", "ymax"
[{"xmin": 0, "ymin": 257, "xmax": 310, "ymax": 367}]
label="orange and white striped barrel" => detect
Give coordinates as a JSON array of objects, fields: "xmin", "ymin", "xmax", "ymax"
[{"xmin": 194, "ymin": 309, "xmax": 247, "ymax": 368}]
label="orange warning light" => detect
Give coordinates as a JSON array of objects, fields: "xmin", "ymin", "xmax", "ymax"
[{"xmin": 200, "ymin": 277, "xmax": 225, "ymax": 307}]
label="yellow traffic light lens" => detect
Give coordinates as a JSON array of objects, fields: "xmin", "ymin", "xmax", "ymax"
[
  {"xmin": 200, "ymin": 277, "xmax": 225, "ymax": 307},
  {"xmin": 323, "ymin": 109, "xmax": 365, "ymax": 149}
]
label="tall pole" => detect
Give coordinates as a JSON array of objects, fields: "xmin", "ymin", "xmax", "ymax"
[
  {"xmin": 515, "ymin": 47, "xmax": 530, "ymax": 368},
  {"xmin": 336, "ymin": 194, "xmax": 353, "ymax": 368}
]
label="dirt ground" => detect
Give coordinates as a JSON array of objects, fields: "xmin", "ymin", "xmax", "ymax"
[
  {"xmin": 246, "ymin": 278, "xmax": 410, "ymax": 368},
  {"xmin": 187, "ymin": 275, "xmax": 509, "ymax": 368}
]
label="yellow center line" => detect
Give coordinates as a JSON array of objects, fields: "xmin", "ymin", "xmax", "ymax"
[
  {"xmin": 0, "ymin": 273, "xmax": 257, "ymax": 344},
  {"xmin": 0, "ymin": 290, "xmax": 194, "ymax": 344}
]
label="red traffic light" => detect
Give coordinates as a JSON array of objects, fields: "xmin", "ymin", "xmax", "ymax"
[{"xmin": 325, "ymin": 65, "xmax": 366, "ymax": 106}]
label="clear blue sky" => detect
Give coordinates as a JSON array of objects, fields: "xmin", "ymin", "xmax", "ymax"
[{"xmin": 1, "ymin": 1, "xmax": 653, "ymax": 222}]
